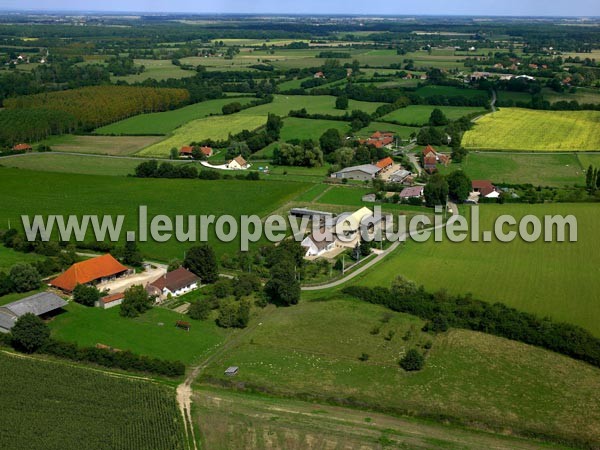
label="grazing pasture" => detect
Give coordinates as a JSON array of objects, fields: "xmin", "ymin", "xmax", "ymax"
[
  {"xmin": 95, "ymin": 97, "xmax": 254, "ymax": 135},
  {"xmin": 541, "ymin": 87, "xmax": 600, "ymax": 105},
  {"xmin": 354, "ymin": 203, "xmax": 600, "ymax": 336},
  {"xmin": 381, "ymin": 105, "xmax": 487, "ymax": 126},
  {"xmin": 463, "ymin": 108, "xmax": 600, "ymax": 151},
  {"xmin": 199, "ymin": 297, "xmax": 600, "ymax": 447},
  {"xmin": 0, "ymin": 353, "xmax": 185, "ymax": 450},
  {"xmin": 0, "ymin": 167, "xmax": 309, "ymax": 260},
  {"xmin": 40, "ymin": 134, "xmax": 163, "ymax": 156},
  {"xmin": 137, "ymin": 114, "xmax": 266, "ymax": 157},
  {"xmin": 439, "ymin": 152, "xmax": 584, "ymax": 186}
]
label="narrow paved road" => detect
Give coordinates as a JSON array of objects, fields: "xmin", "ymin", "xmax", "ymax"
[{"xmin": 302, "ymin": 202, "xmax": 457, "ymax": 291}]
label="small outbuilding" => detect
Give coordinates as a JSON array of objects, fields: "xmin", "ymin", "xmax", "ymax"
[
  {"xmin": 225, "ymin": 366, "xmax": 239, "ymax": 376},
  {"xmin": 0, "ymin": 292, "xmax": 67, "ymax": 333}
]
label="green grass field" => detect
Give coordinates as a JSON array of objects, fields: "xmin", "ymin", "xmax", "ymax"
[
  {"xmin": 354, "ymin": 203, "xmax": 600, "ymax": 336},
  {"xmin": 439, "ymin": 152, "xmax": 585, "ymax": 186},
  {"xmin": 0, "ymin": 153, "xmax": 170, "ymax": 176},
  {"xmin": 279, "ymin": 117, "xmax": 350, "ymax": 141},
  {"xmin": 577, "ymin": 153, "xmax": 600, "ymax": 169},
  {"xmin": 95, "ymin": 98, "xmax": 255, "ymax": 135},
  {"xmin": 199, "ymin": 297, "xmax": 600, "ymax": 447},
  {"xmin": 50, "ymin": 302, "xmax": 228, "ymax": 365},
  {"xmin": 38, "ymin": 135, "xmax": 163, "ymax": 156},
  {"xmin": 357, "ymin": 122, "xmax": 420, "ymax": 139},
  {"xmin": 0, "ymin": 352, "xmax": 185, "ymax": 450},
  {"xmin": 0, "ymin": 245, "xmax": 43, "ymax": 271},
  {"xmin": 463, "ymin": 108, "xmax": 600, "ymax": 151},
  {"xmin": 542, "ymin": 87, "xmax": 600, "ymax": 105},
  {"xmin": 137, "ymin": 114, "xmax": 267, "ymax": 157},
  {"xmin": 0, "ymin": 167, "xmax": 309, "ymax": 260},
  {"xmin": 381, "ymin": 105, "xmax": 487, "ymax": 125},
  {"xmin": 415, "ymin": 85, "xmax": 489, "ymax": 99},
  {"xmin": 111, "ymin": 58, "xmax": 197, "ymax": 83},
  {"xmin": 236, "ymin": 95, "xmax": 385, "ymax": 117},
  {"xmin": 497, "ymin": 90, "xmax": 532, "ymax": 104}
]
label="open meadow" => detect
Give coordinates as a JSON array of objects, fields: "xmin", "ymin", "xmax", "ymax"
[
  {"xmin": 0, "ymin": 352, "xmax": 185, "ymax": 450},
  {"xmin": 0, "ymin": 167, "xmax": 309, "ymax": 260},
  {"xmin": 439, "ymin": 152, "xmax": 585, "ymax": 186},
  {"xmin": 95, "ymin": 97, "xmax": 255, "ymax": 135},
  {"xmin": 137, "ymin": 114, "xmax": 267, "ymax": 157},
  {"xmin": 111, "ymin": 58, "xmax": 197, "ymax": 83},
  {"xmin": 0, "ymin": 245, "xmax": 42, "ymax": 271},
  {"xmin": 198, "ymin": 297, "xmax": 600, "ymax": 447},
  {"xmin": 463, "ymin": 108, "xmax": 600, "ymax": 151},
  {"xmin": 381, "ymin": 105, "xmax": 487, "ymax": 126},
  {"xmin": 40, "ymin": 135, "xmax": 163, "ymax": 156},
  {"xmin": 354, "ymin": 203, "xmax": 600, "ymax": 336}
]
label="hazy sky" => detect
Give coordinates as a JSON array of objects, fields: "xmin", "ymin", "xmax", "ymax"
[{"xmin": 1, "ymin": 0, "xmax": 598, "ymax": 16}]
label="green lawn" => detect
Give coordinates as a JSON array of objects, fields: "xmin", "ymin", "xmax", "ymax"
[
  {"xmin": 0, "ymin": 167, "xmax": 309, "ymax": 260},
  {"xmin": 463, "ymin": 108, "xmax": 600, "ymax": 151},
  {"xmin": 199, "ymin": 297, "xmax": 600, "ymax": 447},
  {"xmin": 439, "ymin": 152, "xmax": 585, "ymax": 186},
  {"xmin": 95, "ymin": 98, "xmax": 255, "ymax": 135},
  {"xmin": 382, "ymin": 105, "xmax": 488, "ymax": 126},
  {"xmin": 50, "ymin": 302, "xmax": 228, "ymax": 365},
  {"xmin": 354, "ymin": 203, "xmax": 600, "ymax": 336}
]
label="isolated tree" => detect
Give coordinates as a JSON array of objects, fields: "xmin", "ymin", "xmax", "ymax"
[
  {"xmin": 319, "ymin": 128, "xmax": 343, "ymax": 154},
  {"xmin": 184, "ymin": 244, "xmax": 219, "ymax": 283},
  {"xmin": 585, "ymin": 164, "xmax": 594, "ymax": 189},
  {"xmin": 72, "ymin": 284, "xmax": 101, "ymax": 307},
  {"xmin": 423, "ymin": 174, "xmax": 449, "ymax": 207},
  {"xmin": 120, "ymin": 285, "xmax": 152, "ymax": 318},
  {"xmin": 11, "ymin": 313, "xmax": 50, "ymax": 353},
  {"xmin": 265, "ymin": 113, "xmax": 283, "ymax": 141},
  {"xmin": 391, "ymin": 276, "xmax": 418, "ymax": 300},
  {"xmin": 264, "ymin": 258, "xmax": 300, "ymax": 306},
  {"xmin": 446, "ymin": 170, "xmax": 472, "ymax": 202},
  {"xmin": 335, "ymin": 95, "xmax": 349, "ymax": 110},
  {"xmin": 9, "ymin": 263, "xmax": 40, "ymax": 293},
  {"xmin": 122, "ymin": 240, "xmax": 143, "ymax": 267},
  {"xmin": 399, "ymin": 349, "xmax": 425, "ymax": 371},
  {"xmin": 429, "ymin": 108, "xmax": 449, "ymax": 126},
  {"xmin": 169, "ymin": 147, "xmax": 179, "ymax": 160}
]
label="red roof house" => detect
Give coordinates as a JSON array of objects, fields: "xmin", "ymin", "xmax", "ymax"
[
  {"xmin": 376, "ymin": 157, "xmax": 394, "ymax": 170},
  {"xmin": 50, "ymin": 254, "xmax": 129, "ymax": 293},
  {"xmin": 12, "ymin": 143, "xmax": 32, "ymax": 152},
  {"xmin": 472, "ymin": 180, "xmax": 500, "ymax": 198}
]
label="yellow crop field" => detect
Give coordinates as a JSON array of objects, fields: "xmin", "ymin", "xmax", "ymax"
[
  {"xmin": 463, "ymin": 108, "xmax": 600, "ymax": 151},
  {"xmin": 137, "ymin": 114, "xmax": 266, "ymax": 157}
]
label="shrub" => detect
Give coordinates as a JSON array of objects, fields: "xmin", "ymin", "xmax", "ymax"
[
  {"xmin": 11, "ymin": 313, "xmax": 50, "ymax": 353},
  {"xmin": 399, "ymin": 349, "xmax": 425, "ymax": 371}
]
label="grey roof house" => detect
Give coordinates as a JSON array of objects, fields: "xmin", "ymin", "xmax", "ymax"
[{"xmin": 0, "ymin": 292, "xmax": 68, "ymax": 333}]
